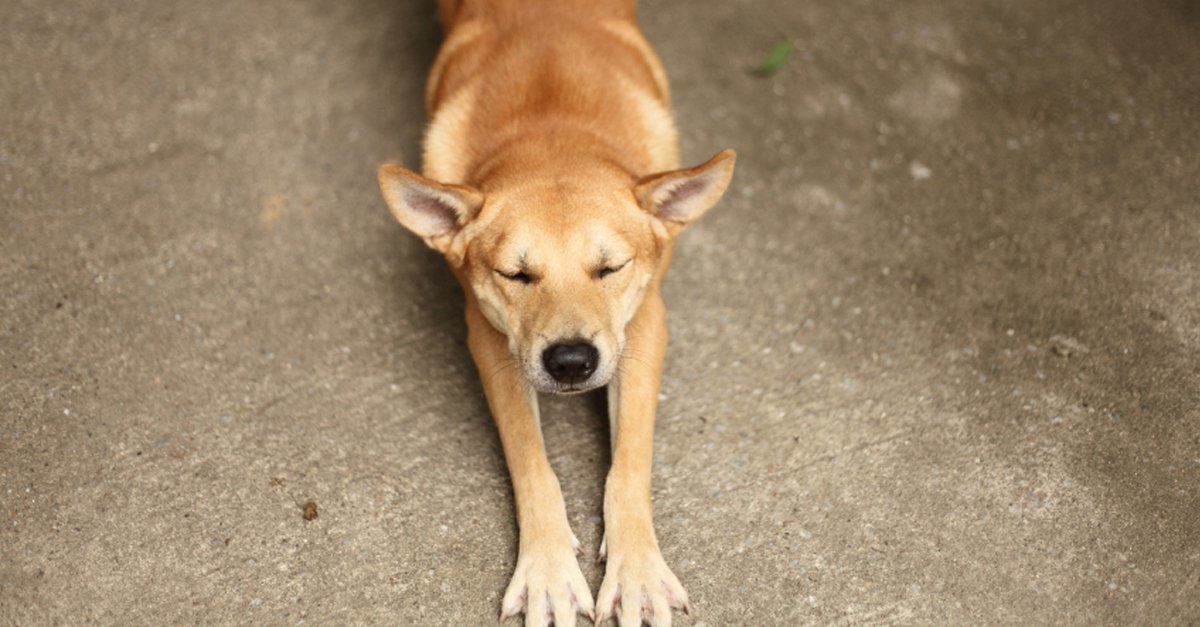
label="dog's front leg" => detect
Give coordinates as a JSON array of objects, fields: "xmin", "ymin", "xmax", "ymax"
[
  {"xmin": 596, "ymin": 291, "xmax": 689, "ymax": 627},
  {"xmin": 465, "ymin": 301, "xmax": 594, "ymax": 626}
]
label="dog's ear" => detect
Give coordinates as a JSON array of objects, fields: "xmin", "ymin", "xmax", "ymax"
[
  {"xmin": 635, "ymin": 149, "xmax": 736, "ymax": 232},
  {"xmin": 377, "ymin": 164, "xmax": 483, "ymax": 254}
]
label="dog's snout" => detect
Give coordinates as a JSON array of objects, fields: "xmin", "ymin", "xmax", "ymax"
[{"xmin": 542, "ymin": 341, "xmax": 599, "ymax": 384}]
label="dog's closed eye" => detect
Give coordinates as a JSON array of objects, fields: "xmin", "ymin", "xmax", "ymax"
[
  {"xmin": 595, "ymin": 260, "xmax": 630, "ymax": 279},
  {"xmin": 496, "ymin": 269, "xmax": 535, "ymax": 284}
]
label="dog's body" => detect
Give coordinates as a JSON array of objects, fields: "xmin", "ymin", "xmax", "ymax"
[{"xmin": 378, "ymin": 1, "xmax": 734, "ymax": 624}]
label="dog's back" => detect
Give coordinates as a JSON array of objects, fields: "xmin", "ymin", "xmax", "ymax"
[
  {"xmin": 424, "ymin": 0, "xmax": 677, "ymax": 186},
  {"xmin": 437, "ymin": 0, "xmax": 636, "ymax": 30}
]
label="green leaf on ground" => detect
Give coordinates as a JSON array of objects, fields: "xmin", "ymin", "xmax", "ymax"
[{"xmin": 759, "ymin": 39, "xmax": 794, "ymax": 75}]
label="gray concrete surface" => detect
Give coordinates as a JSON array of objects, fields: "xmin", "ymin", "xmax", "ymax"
[{"xmin": 2, "ymin": 0, "xmax": 1198, "ymax": 624}]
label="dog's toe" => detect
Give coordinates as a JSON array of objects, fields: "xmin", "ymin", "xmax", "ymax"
[{"xmin": 500, "ymin": 578, "xmax": 527, "ymax": 622}]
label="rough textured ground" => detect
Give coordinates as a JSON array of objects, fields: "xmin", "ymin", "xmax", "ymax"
[{"xmin": 2, "ymin": 0, "xmax": 1198, "ymax": 624}]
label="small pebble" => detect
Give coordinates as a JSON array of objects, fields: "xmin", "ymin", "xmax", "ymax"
[
  {"xmin": 1049, "ymin": 334, "xmax": 1090, "ymax": 357},
  {"xmin": 909, "ymin": 161, "xmax": 932, "ymax": 180}
]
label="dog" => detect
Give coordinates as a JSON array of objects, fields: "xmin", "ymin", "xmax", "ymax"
[{"xmin": 377, "ymin": 1, "xmax": 735, "ymax": 624}]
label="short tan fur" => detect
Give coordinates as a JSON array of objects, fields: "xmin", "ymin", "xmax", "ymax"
[{"xmin": 377, "ymin": 1, "xmax": 735, "ymax": 624}]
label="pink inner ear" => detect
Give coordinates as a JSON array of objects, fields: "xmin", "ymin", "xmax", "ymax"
[
  {"xmin": 405, "ymin": 190, "xmax": 459, "ymax": 234},
  {"xmin": 658, "ymin": 177, "xmax": 707, "ymax": 219}
]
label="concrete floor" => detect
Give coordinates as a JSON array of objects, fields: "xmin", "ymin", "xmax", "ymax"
[{"xmin": 3, "ymin": 0, "xmax": 1198, "ymax": 624}]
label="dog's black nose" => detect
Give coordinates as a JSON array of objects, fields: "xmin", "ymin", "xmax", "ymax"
[{"xmin": 542, "ymin": 341, "xmax": 599, "ymax": 384}]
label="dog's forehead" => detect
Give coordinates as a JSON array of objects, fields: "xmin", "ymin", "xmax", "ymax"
[
  {"xmin": 481, "ymin": 185, "xmax": 633, "ymax": 240},
  {"xmin": 569, "ymin": 221, "xmax": 630, "ymax": 256},
  {"xmin": 489, "ymin": 220, "xmax": 630, "ymax": 263}
]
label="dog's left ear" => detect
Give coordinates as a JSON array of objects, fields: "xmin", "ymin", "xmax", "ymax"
[{"xmin": 635, "ymin": 149, "xmax": 736, "ymax": 232}]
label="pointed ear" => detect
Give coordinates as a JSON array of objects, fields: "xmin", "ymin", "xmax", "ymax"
[
  {"xmin": 635, "ymin": 149, "xmax": 736, "ymax": 230},
  {"xmin": 377, "ymin": 164, "xmax": 484, "ymax": 252}
]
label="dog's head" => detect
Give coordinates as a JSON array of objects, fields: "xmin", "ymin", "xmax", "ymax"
[{"xmin": 378, "ymin": 150, "xmax": 735, "ymax": 394}]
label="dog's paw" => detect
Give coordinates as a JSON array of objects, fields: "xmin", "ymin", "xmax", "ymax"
[
  {"xmin": 594, "ymin": 544, "xmax": 689, "ymax": 627},
  {"xmin": 500, "ymin": 535, "xmax": 595, "ymax": 627}
]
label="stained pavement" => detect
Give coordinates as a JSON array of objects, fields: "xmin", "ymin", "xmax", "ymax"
[{"xmin": 2, "ymin": 0, "xmax": 1198, "ymax": 623}]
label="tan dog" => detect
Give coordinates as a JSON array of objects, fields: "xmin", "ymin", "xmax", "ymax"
[{"xmin": 377, "ymin": 1, "xmax": 734, "ymax": 624}]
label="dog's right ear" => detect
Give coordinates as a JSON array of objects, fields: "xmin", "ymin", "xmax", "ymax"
[{"xmin": 377, "ymin": 164, "xmax": 484, "ymax": 254}]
